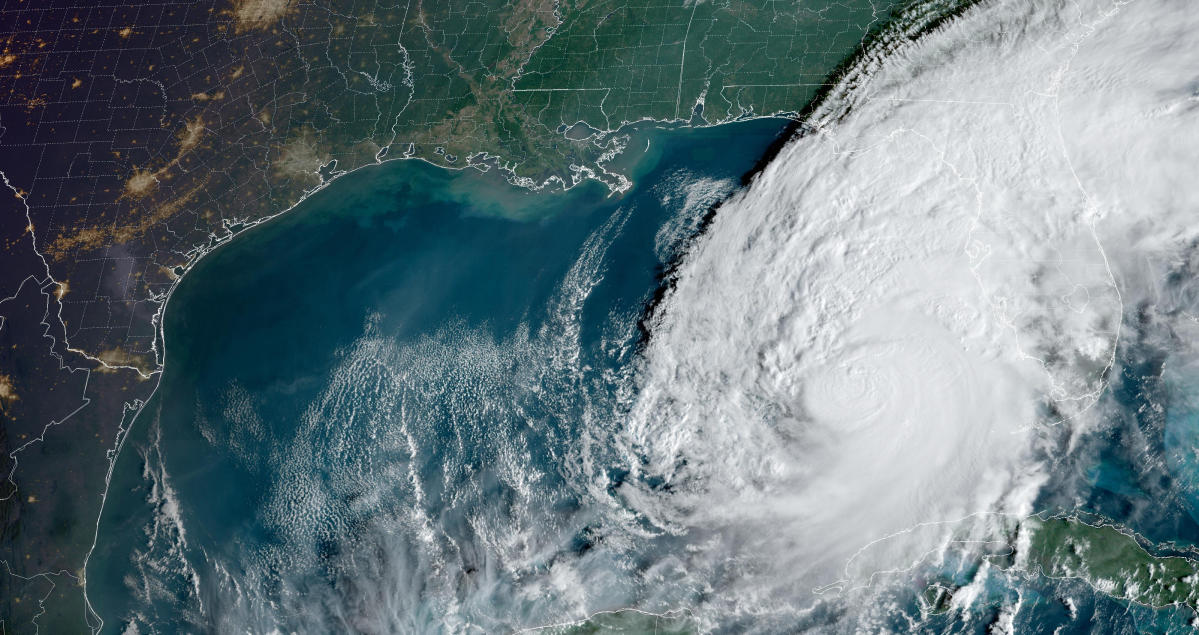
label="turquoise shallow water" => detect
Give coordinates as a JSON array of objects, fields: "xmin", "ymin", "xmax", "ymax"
[{"xmin": 87, "ymin": 119, "xmax": 789, "ymax": 632}]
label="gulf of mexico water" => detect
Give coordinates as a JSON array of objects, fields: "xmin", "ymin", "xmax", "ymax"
[{"xmin": 86, "ymin": 119, "xmax": 791, "ymax": 633}]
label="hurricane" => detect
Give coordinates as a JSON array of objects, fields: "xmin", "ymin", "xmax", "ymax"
[{"xmin": 94, "ymin": 0, "xmax": 1199, "ymax": 632}]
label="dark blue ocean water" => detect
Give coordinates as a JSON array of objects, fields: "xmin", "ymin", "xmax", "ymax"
[{"xmin": 86, "ymin": 119, "xmax": 789, "ymax": 633}]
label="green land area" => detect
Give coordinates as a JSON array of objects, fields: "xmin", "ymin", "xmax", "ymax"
[
  {"xmin": 1021, "ymin": 517, "xmax": 1199, "ymax": 609},
  {"xmin": 917, "ymin": 516, "xmax": 1199, "ymax": 619},
  {"xmin": 352, "ymin": 0, "xmax": 942, "ymax": 188}
]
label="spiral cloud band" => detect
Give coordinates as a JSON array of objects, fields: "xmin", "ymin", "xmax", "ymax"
[{"xmin": 622, "ymin": 0, "xmax": 1199, "ymax": 619}]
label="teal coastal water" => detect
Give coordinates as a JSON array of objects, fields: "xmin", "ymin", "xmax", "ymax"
[{"xmin": 87, "ymin": 119, "xmax": 789, "ymax": 633}]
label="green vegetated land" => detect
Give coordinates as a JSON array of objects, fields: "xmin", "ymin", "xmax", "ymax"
[
  {"xmin": 511, "ymin": 0, "xmax": 884, "ymax": 130},
  {"xmin": 1022, "ymin": 517, "xmax": 1199, "ymax": 609},
  {"xmin": 403, "ymin": 0, "xmax": 923, "ymax": 185}
]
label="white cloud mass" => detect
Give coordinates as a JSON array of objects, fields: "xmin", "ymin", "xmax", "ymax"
[{"xmin": 621, "ymin": 0, "xmax": 1199, "ymax": 621}]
